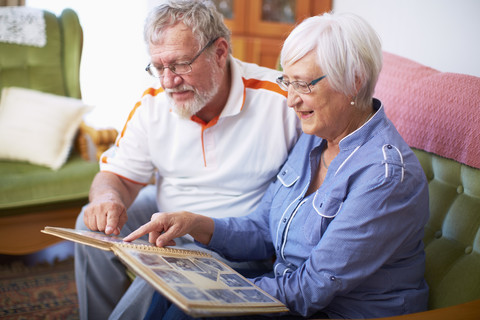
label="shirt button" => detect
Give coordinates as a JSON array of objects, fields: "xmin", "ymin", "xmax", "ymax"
[
  {"xmin": 330, "ymin": 276, "xmax": 336, "ymax": 281},
  {"xmin": 283, "ymin": 218, "xmax": 287, "ymax": 223}
]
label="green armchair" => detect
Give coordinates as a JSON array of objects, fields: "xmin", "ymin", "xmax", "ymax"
[{"xmin": 0, "ymin": 8, "xmax": 117, "ymax": 255}]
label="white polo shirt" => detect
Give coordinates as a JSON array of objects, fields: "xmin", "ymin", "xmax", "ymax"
[{"xmin": 100, "ymin": 57, "xmax": 300, "ymax": 218}]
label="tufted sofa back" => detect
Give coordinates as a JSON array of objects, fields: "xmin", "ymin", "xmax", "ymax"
[
  {"xmin": 0, "ymin": 8, "xmax": 82, "ymax": 99},
  {"xmin": 375, "ymin": 52, "xmax": 480, "ymax": 310}
]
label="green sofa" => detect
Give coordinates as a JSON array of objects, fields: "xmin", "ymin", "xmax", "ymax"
[
  {"xmin": 0, "ymin": 8, "xmax": 116, "ymax": 255},
  {"xmin": 367, "ymin": 52, "xmax": 480, "ymax": 319}
]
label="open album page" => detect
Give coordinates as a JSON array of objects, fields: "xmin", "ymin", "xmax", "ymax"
[{"xmin": 113, "ymin": 245, "xmax": 289, "ymax": 317}]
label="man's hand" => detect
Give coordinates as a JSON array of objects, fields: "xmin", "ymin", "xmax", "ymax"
[
  {"xmin": 84, "ymin": 196, "xmax": 127, "ymax": 235},
  {"xmin": 124, "ymin": 211, "xmax": 214, "ymax": 247},
  {"xmin": 84, "ymin": 172, "xmax": 143, "ymax": 235}
]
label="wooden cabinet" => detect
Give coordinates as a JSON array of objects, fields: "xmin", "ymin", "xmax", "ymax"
[{"xmin": 213, "ymin": 0, "xmax": 332, "ymax": 69}]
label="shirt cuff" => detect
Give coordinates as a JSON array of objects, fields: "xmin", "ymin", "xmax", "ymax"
[{"xmin": 208, "ymin": 218, "xmax": 229, "ymax": 251}]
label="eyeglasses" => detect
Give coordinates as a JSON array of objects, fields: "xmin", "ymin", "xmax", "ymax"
[
  {"xmin": 146, "ymin": 37, "xmax": 218, "ymax": 78},
  {"xmin": 276, "ymin": 74, "xmax": 327, "ymax": 94}
]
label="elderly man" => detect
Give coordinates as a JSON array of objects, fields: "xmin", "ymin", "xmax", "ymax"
[{"xmin": 74, "ymin": 1, "xmax": 300, "ymax": 319}]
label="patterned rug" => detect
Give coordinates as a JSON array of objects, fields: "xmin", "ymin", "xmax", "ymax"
[{"xmin": 0, "ymin": 258, "xmax": 78, "ymax": 319}]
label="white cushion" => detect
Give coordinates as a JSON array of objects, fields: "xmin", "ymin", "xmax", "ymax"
[{"xmin": 0, "ymin": 87, "xmax": 93, "ymax": 170}]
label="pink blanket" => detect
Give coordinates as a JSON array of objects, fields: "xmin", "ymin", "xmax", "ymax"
[{"xmin": 375, "ymin": 52, "xmax": 480, "ymax": 169}]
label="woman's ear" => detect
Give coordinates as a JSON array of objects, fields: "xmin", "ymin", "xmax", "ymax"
[{"xmin": 354, "ymin": 74, "xmax": 364, "ymax": 94}]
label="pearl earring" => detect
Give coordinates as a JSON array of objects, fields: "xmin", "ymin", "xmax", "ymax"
[{"xmin": 350, "ymin": 100, "xmax": 355, "ymax": 106}]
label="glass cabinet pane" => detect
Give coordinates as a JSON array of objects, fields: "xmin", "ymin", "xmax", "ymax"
[
  {"xmin": 212, "ymin": 0, "xmax": 234, "ymax": 20},
  {"xmin": 261, "ymin": 0, "xmax": 296, "ymax": 23}
]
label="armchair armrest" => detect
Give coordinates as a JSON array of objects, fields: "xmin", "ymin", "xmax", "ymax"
[
  {"xmin": 75, "ymin": 122, "xmax": 118, "ymax": 161},
  {"xmin": 351, "ymin": 298, "xmax": 480, "ymax": 320}
]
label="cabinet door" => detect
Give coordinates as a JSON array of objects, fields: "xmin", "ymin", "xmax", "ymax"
[
  {"xmin": 233, "ymin": 36, "xmax": 284, "ymax": 69},
  {"xmin": 212, "ymin": 0, "xmax": 331, "ymax": 68},
  {"xmin": 212, "ymin": 0, "xmax": 245, "ymax": 34},
  {"xmin": 246, "ymin": 0, "xmax": 312, "ymax": 38},
  {"xmin": 213, "ymin": 0, "xmax": 328, "ymax": 36}
]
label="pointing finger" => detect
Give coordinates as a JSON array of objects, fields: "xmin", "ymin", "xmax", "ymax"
[{"xmin": 123, "ymin": 220, "xmax": 156, "ymax": 242}]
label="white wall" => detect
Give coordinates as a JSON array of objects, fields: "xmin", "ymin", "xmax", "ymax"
[
  {"xmin": 26, "ymin": 0, "xmax": 480, "ymax": 130},
  {"xmin": 333, "ymin": 0, "xmax": 480, "ymax": 78}
]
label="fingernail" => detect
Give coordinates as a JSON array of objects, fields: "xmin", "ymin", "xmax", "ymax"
[{"xmin": 105, "ymin": 226, "xmax": 113, "ymax": 234}]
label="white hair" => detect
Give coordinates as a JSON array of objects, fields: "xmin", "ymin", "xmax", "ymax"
[
  {"xmin": 280, "ymin": 12, "xmax": 382, "ymax": 109},
  {"xmin": 144, "ymin": 0, "xmax": 231, "ymax": 53}
]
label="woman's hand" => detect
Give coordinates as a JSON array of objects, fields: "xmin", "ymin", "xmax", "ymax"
[{"xmin": 123, "ymin": 211, "xmax": 214, "ymax": 247}]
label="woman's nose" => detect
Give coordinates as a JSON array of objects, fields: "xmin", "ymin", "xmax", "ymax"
[{"xmin": 287, "ymin": 88, "xmax": 301, "ymax": 108}]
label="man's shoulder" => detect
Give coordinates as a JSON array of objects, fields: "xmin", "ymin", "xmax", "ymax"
[
  {"xmin": 141, "ymin": 86, "xmax": 164, "ymax": 99},
  {"xmin": 231, "ymin": 58, "xmax": 286, "ymax": 99},
  {"xmin": 232, "ymin": 57, "xmax": 282, "ymax": 81},
  {"xmin": 137, "ymin": 86, "xmax": 168, "ymax": 109}
]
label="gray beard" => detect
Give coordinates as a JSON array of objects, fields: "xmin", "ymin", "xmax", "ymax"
[{"xmin": 166, "ymin": 83, "xmax": 219, "ymax": 120}]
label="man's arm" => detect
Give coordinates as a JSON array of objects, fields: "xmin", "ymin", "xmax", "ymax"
[{"xmin": 84, "ymin": 171, "xmax": 144, "ymax": 235}]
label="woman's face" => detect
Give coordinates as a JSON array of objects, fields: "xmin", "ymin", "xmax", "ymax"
[{"xmin": 283, "ymin": 51, "xmax": 353, "ymax": 141}]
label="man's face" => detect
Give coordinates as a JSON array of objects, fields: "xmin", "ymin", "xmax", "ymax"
[{"xmin": 149, "ymin": 23, "xmax": 221, "ymax": 119}]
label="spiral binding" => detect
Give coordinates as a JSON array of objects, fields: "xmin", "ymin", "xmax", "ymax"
[{"xmin": 118, "ymin": 242, "xmax": 212, "ymax": 257}]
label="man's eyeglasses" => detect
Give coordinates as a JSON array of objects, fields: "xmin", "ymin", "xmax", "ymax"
[
  {"xmin": 146, "ymin": 37, "xmax": 218, "ymax": 78},
  {"xmin": 276, "ymin": 74, "xmax": 327, "ymax": 94}
]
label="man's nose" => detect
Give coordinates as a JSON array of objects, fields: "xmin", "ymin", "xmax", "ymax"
[{"xmin": 161, "ymin": 68, "xmax": 182, "ymax": 88}]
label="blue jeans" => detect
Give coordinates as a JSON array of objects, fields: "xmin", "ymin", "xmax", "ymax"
[
  {"xmin": 144, "ymin": 291, "xmax": 330, "ymax": 319},
  {"xmin": 75, "ymin": 185, "xmax": 159, "ymax": 320}
]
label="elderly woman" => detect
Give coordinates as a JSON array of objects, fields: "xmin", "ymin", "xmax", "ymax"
[{"xmin": 126, "ymin": 12, "xmax": 429, "ymax": 319}]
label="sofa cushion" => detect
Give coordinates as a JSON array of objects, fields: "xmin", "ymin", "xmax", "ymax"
[
  {"xmin": 0, "ymin": 87, "xmax": 92, "ymax": 170},
  {"xmin": 0, "ymin": 153, "xmax": 98, "ymax": 213},
  {"xmin": 413, "ymin": 148, "xmax": 480, "ymax": 309}
]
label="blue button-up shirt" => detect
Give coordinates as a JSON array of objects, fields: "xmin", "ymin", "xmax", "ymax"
[{"xmin": 209, "ymin": 100, "xmax": 429, "ymax": 318}]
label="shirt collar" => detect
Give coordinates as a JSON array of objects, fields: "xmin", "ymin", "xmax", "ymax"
[
  {"xmin": 339, "ymin": 98, "xmax": 385, "ymax": 151},
  {"xmin": 218, "ymin": 56, "xmax": 245, "ymax": 118}
]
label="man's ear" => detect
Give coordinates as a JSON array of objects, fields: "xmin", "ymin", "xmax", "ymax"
[{"xmin": 214, "ymin": 37, "xmax": 229, "ymax": 67}]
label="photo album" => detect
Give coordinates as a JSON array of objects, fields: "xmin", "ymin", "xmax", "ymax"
[{"xmin": 41, "ymin": 226, "xmax": 288, "ymax": 317}]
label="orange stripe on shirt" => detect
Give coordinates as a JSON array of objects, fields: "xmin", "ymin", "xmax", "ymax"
[
  {"xmin": 242, "ymin": 78, "xmax": 288, "ymax": 98},
  {"xmin": 191, "ymin": 115, "xmax": 219, "ymax": 167},
  {"xmin": 101, "ymin": 170, "xmax": 148, "ymax": 186},
  {"xmin": 116, "ymin": 87, "xmax": 164, "ymax": 147},
  {"xmin": 241, "ymin": 78, "xmax": 287, "ymax": 111}
]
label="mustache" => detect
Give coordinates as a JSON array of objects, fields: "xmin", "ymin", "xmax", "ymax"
[{"xmin": 164, "ymin": 85, "xmax": 195, "ymax": 94}]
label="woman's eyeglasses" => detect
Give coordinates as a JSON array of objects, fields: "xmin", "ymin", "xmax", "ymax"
[{"xmin": 276, "ymin": 74, "xmax": 327, "ymax": 94}]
